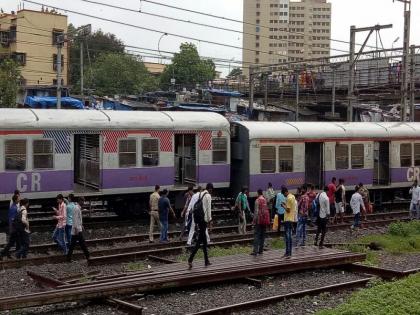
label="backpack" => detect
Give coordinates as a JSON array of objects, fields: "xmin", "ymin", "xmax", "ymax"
[
  {"xmin": 257, "ymin": 197, "xmax": 270, "ymax": 225},
  {"xmin": 312, "ymin": 194, "xmax": 321, "ymax": 218},
  {"xmin": 12, "ymin": 209, "xmax": 25, "ymax": 232},
  {"xmin": 193, "ymin": 192, "xmax": 208, "ymax": 224}
]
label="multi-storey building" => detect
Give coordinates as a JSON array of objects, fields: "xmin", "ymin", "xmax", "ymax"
[
  {"xmin": 243, "ymin": 0, "xmax": 331, "ymax": 76},
  {"xmin": 0, "ymin": 9, "xmax": 68, "ymax": 87}
]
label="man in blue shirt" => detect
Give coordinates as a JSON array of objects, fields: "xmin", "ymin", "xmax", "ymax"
[
  {"xmin": 65, "ymin": 194, "xmax": 76, "ymax": 247},
  {"xmin": 275, "ymin": 186, "xmax": 287, "ymax": 233},
  {"xmin": 1, "ymin": 194, "xmax": 20, "ymax": 259},
  {"xmin": 158, "ymin": 189, "xmax": 175, "ymax": 242}
]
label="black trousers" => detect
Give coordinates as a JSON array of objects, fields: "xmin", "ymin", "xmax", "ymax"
[
  {"xmin": 1, "ymin": 230, "xmax": 20, "ymax": 257},
  {"xmin": 16, "ymin": 231, "xmax": 30, "ymax": 259},
  {"xmin": 67, "ymin": 232, "xmax": 90, "ymax": 260},
  {"xmin": 252, "ymin": 224, "xmax": 266, "ymax": 254},
  {"xmin": 315, "ymin": 217, "xmax": 328, "ymax": 246},
  {"xmin": 188, "ymin": 221, "xmax": 209, "ymax": 264}
]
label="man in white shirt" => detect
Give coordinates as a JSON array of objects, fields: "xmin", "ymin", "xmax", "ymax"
[
  {"xmin": 314, "ymin": 186, "xmax": 330, "ymax": 248},
  {"xmin": 409, "ymin": 180, "xmax": 420, "ymax": 220},
  {"xmin": 186, "ymin": 187, "xmax": 210, "ymax": 246},
  {"xmin": 188, "ymin": 183, "xmax": 213, "ymax": 269},
  {"xmin": 350, "ymin": 186, "xmax": 366, "ymax": 230}
]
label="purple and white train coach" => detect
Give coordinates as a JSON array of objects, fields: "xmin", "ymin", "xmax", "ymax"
[
  {"xmin": 231, "ymin": 121, "xmax": 420, "ymax": 198},
  {"xmin": 0, "ymin": 109, "xmax": 230, "ymax": 220}
]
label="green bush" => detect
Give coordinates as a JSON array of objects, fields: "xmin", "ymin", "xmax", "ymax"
[{"xmin": 388, "ymin": 221, "xmax": 420, "ymax": 237}]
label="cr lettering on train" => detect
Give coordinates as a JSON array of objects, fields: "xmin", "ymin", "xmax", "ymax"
[
  {"xmin": 16, "ymin": 173, "xmax": 41, "ymax": 192},
  {"xmin": 407, "ymin": 167, "xmax": 420, "ymax": 182}
]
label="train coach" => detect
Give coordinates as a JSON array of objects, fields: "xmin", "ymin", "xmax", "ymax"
[
  {"xmin": 0, "ymin": 109, "xmax": 231, "ymax": 223},
  {"xmin": 231, "ymin": 121, "xmax": 420, "ymax": 203}
]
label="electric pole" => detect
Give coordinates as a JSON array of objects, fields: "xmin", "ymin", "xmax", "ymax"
[
  {"xmin": 56, "ymin": 34, "xmax": 64, "ymax": 109},
  {"xmin": 409, "ymin": 45, "xmax": 416, "ymax": 121},
  {"xmin": 296, "ymin": 68, "xmax": 300, "ymax": 122},
  {"xmin": 249, "ymin": 65, "xmax": 255, "ymax": 119},
  {"xmin": 394, "ymin": 0, "xmax": 411, "ymax": 121},
  {"xmin": 80, "ymin": 42, "xmax": 84, "ymax": 97}
]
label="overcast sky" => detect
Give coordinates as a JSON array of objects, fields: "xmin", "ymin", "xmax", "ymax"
[{"xmin": 2, "ymin": 0, "xmax": 419, "ymax": 75}]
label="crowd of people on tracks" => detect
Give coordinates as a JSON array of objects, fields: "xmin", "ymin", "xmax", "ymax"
[{"xmin": 0, "ymin": 190, "xmax": 90, "ymax": 262}]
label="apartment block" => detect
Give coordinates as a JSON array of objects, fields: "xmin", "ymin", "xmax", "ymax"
[
  {"xmin": 243, "ymin": 0, "xmax": 331, "ymax": 76},
  {"xmin": 0, "ymin": 9, "xmax": 68, "ymax": 87}
]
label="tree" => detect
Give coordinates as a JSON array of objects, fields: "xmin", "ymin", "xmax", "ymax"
[
  {"xmin": 160, "ymin": 43, "xmax": 216, "ymax": 88},
  {"xmin": 0, "ymin": 59, "xmax": 20, "ymax": 108},
  {"xmin": 227, "ymin": 67, "xmax": 242, "ymax": 79},
  {"xmin": 68, "ymin": 24, "xmax": 125, "ymax": 93},
  {"xmin": 85, "ymin": 52, "xmax": 158, "ymax": 96}
]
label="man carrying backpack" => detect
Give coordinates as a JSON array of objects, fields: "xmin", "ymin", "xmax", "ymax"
[
  {"xmin": 15, "ymin": 198, "xmax": 30, "ymax": 259},
  {"xmin": 251, "ymin": 189, "xmax": 271, "ymax": 256},
  {"xmin": 188, "ymin": 183, "xmax": 213, "ymax": 269},
  {"xmin": 186, "ymin": 186, "xmax": 211, "ymax": 246}
]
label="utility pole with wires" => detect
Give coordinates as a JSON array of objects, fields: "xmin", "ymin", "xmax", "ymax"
[
  {"xmin": 394, "ymin": 0, "xmax": 411, "ymax": 121},
  {"xmin": 55, "ymin": 33, "xmax": 65, "ymax": 109}
]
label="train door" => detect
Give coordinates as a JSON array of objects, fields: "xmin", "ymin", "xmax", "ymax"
[
  {"xmin": 373, "ymin": 141, "xmax": 390, "ymax": 185},
  {"xmin": 74, "ymin": 134, "xmax": 101, "ymax": 191},
  {"xmin": 305, "ymin": 142, "xmax": 324, "ymax": 189},
  {"xmin": 174, "ymin": 134, "xmax": 196, "ymax": 185}
]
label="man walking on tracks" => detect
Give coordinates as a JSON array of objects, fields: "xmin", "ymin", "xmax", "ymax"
[
  {"xmin": 251, "ymin": 189, "xmax": 270, "ymax": 256},
  {"xmin": 296, "ymin": 185, "xmax": 310, "ymax": 246},
  {"xmin": 236, "ymin": 187, "xmax": 251, "ymax": 235},
  {"xmin": 350, "ymin": 186, "xmax": 366, "ymax": 231},
  {"xmin": 314, "ymin": 186, "xmax": 330, "ymax": 249},
  {"xmin": 282, "ymin": 186, "xmax": 297, "ymax": 258},
  {"xmin": 67, "ymin": 197, "xmax": 90, "ymax": 262},
  {"xmin": 53, "ymin": 194, "xmax": 67, "ymax": 254},
  {"xmin": 15, "ymin": 198, "xmax": 30, "ymax": 259},
  {"xmin": 327, "ymin": 177, "xmax": 337, "ymax": 224},
  {"xmin": 186, "ymin": 187, "xmax": 211, "ymax": 246},
  {"xmin": 0, "ymin": 194, "xmax": 20, "ymax": 260},
  {"xmin": 179, "ymin": 186, "xmax": 194, "ymax": 240},
  {"xmin": 409, "ymin": 180, "xmax": 420, "ymax": 220},
  {"xmin": 188, "ymin": 183, "xmax": 213, "ymax": 269},
  {"xmin": 149, "ymin": 185, "xmax": 161, "ymax": 243},
  {"xmin": 158, "ymin": 189, "xmax": 175, "ymax": 243}
]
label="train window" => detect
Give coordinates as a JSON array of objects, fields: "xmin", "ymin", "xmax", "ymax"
[
  {"xmin": 5, "ymin": 139, "xmax": 27, "ymax": 171},
  {"xmin": 351, "ymin": 144, "xmax": 364, "ymax": 169},
  {"xmin": 400, "ymin": 143, "xmax": 412, "ymax": 167},
  {"xmin": 261, "ymin": 146, "xmax": 276, "ymax": 173},
  {"xmin": 415, "ymin": 144, "xmax": 420, "ymax": 166},
  {"xmin": 278, "ymin": 146, "xmax": 293, "ymax": 172},
  {"xmin": 33, "ymin": 140, "xmax": 54, "ymax": 169},
  {"xmin": 335, "ymin": 144, "xmax": 349, "ymax": 170},
  {"xmin": 213, "ymin": 137, "xmax": 228, "ymax": 164},
  {"xmin": 142, "ymin": 138, "xmax": 159, "ymax": 166},
  {"xmin": 119, "ymin": 139, "xmax": 137, "ymax": 168}
]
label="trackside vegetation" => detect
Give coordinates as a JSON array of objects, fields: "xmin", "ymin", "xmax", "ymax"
[{"xmin": 317, "ymin": 273, "xmax": 420, "ymax": 315}]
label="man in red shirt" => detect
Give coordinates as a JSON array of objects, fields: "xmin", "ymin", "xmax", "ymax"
[{"xmin": 327, "ymin": 177, "xmax": 337, "ymax": 224}]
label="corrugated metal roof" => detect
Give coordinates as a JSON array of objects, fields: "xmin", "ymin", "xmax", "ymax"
[{"xmin": 0, "ymin": 109, "xmax": 230, "ymax": 132}]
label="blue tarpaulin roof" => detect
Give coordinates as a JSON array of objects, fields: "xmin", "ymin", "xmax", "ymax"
[{"xmin": 25, "ymin": 96, "xmax": 84, "ymax": 109}]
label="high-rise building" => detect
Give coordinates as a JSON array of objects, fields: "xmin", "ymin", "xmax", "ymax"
[
  {"xmin": 0, "ymin": 9, "xmax": 68, "ymax": 87},
  {"xmin": 243, "ymin": 0, "xmax": 331, "ymax": 76}
]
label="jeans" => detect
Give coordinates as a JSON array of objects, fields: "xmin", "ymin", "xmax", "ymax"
[
  {"xmin": 296, "ymin": 216, "xmax": 307, "ymax": 246},
  {"xmin": 284, "ymin": 221, "xmax": 293, "ymax": 256},
  {"xmin": 65, "ymin": 225, "xmax": 72, "ymax": 247},
  {"xmin": 188, "ymin": 221, "xmax": 209, "ymax": 265},
  {"xmin": 252, "ymin": 224, "xmax": 266, "ymax": 254},
  {"xmin": 315, "ymin": 217, "xmax": 328, "ymax": 247},
  {"xmin": 1, "ymin": 229, "xmax": 20, "ymax": 257},
  {"xmin": 53, "ymin": 227, "xmax": 67, "ymax": 254},
  {"xmin": 353, "ymin": 212, "xmax": 361, "ymax": 228},
  {"xmin": 16, "ymin": 231, "xmax": 30, "ymax": 259},
  {"xmin": 160, "ymin": 220, "xmax": 168, "ymax": 242},
  {"xmin": 67, "ymin": 232, "xmax": 90, "ymax": 261},
  {"xmin": 410, "ymin": 202, "xmax": 420, "ymax": 219}
]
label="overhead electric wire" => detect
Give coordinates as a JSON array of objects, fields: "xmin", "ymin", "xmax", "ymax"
[
  {"xmin": 81, "ymin": 0, "xmax": 347, "ymax": 54},
  {"xmin": 139, "ymin": 0, "xmax": 379, "ymax": 49}
]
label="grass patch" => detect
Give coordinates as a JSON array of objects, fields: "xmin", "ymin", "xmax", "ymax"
[
  {"xmin": 124, "ymin": 261, "xmax": 146, "ymax": 272},
  {"xmin": 269, "ymin": 238, "xmax": 285, "ymax": 250},
  {"xmin": 316, "ymin": 273, "xmax": 420, "ymax": 315}
]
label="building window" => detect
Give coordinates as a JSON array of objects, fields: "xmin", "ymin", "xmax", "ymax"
[
  {"xmin": 212, "ymin": 137, "xmax": 227, "ymax": 164},
  {"xmin": 256, "ymin": 3, "xmax": 260, "ymax": 8},
  {"xmin": 52, "ymin": 29, "xmax": 64, "ymax": 45},
  {"xmin": 12, "ymin": 52, "xmax": 26, "ymax": 66},
  {"xmin": 255, "ymin": 58, "xmax": 259, "ymax": 63},
  {"xmin": 256, "ymin": 26, "xmax": 260, "ymax": 33},
  {"xmin": 9, "ymin": 25, "xmax": 16, "ymax": 43},
  {"xmin": 414, "ymin": 144, "xmax": 420, "ymax": 166},
  {"xmin": 119, "ymin": 139, "xmax": 137, "ymax": 168},
  {"xmin": 335, "ymin": 144, "xmax": 349, "ymax": 170},
  {"xmin": 261, "ymin": 146, "xmax": 276, "ymax": 173},
  {"xmin": 33, "ymin": 140, "xmax": 54, "ymax": 169},
  {"xmin": 400, "ymin": 143, "xmax": 412, "ymax": 167},
  {"xmin": 279, "ymin": 146, "xmax": 293, "ymax": 172},
  {"xmin": 351, "ymin": 144, "xmax": 364, "ymax": 169},
  {"xmin": 142, "ymin": 139, "xmax": 159, "ymax": 166},
  {"xmin": 5, "ymin": 139, "xmax": 26, "ymax": 171},
  {"xmin": 53, "ymin": 54, "xmax": 65, "ymax": 71}
]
